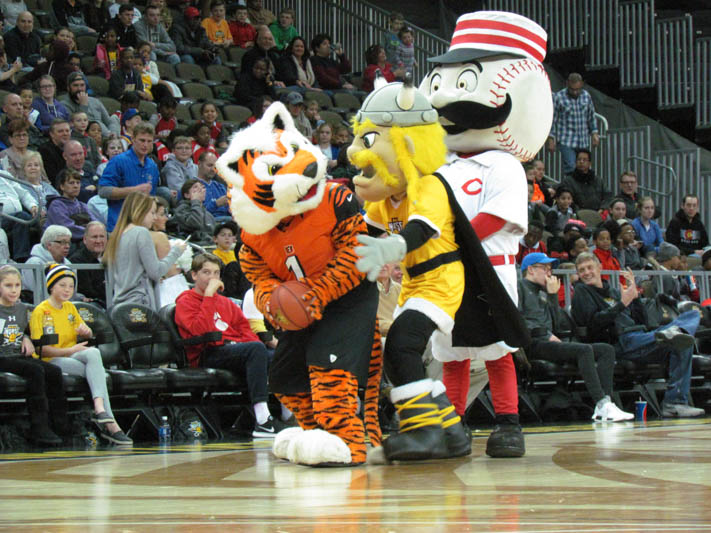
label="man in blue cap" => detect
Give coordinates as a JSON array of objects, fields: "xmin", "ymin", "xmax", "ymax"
[{"xmin": 519, "ymin": 252, "xmax": 633, "ymax": 421}]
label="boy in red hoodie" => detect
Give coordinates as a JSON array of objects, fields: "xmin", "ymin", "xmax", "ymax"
[{"xmin": 175, "ymin": 253, "xmax": 286, "ymax": 437}]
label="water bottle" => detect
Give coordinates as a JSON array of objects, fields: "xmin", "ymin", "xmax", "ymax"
[
  {"xmin": 158, "ymin": 415, "xmax": 171, "ymax": 443},
  {"xmin": 42, "ymin": 311, "xmax": 55, "ymax": 335}
]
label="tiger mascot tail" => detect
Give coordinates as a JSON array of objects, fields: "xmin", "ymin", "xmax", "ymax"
[{"xmin": 215, "ymin": 102, "xmax": 382, "ymax": 466}]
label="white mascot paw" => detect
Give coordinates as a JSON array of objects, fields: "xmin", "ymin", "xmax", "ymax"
[
  {"xmin": 272, "ymin": 426, "xmax": 304, "ymax": 460},
  {"xmin": 286, "ymin": 429, "xmax": 352, "ymax": 466},
  {"xmin": 367, "ymin": 446, "xmax": 389, "ymax": 465}
]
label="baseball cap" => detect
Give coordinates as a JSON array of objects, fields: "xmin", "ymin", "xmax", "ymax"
[
  {"xmin": 286, "ymin": 92, "xmax": 304, "ymax": 105},
  {"xmin": 184, "ymin": 7, "xmax": 200, "ymax": 18},
  {"xmin": 121, "ymin": 108, "xmax": 140, "ymax": 126},
  {"xmin": 66, "ymin": 71, "xmax": 84, "ymax": 86},
  {"xmin": 521, "ymin": 252, "xmax": 559, "ymax": 272}
]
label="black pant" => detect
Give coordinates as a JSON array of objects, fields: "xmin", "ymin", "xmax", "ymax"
[
  {"xmin": 528, "ymin": 339, "xmax": 615, "ymax": 403},
  {"xmin": 0, "ymin": 356, "xmax": 65, "ymax": 400},
  {"xmin": 201, "ymin": 341, "xmax": 270, "ymax": 404},
  {"xmin": 384, "ymin": 310, "xmax": 437, "ymax": 387}
]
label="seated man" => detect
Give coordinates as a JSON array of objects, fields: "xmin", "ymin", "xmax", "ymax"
[
  {"xmin": 69, "ymin": 221, "xmax": 107, "ymax": 307},
  {"xmin": 55, "ymin": 140, "xmax": 99, "ymax": 203},
  {"xmin": 518, "ymin": 252, "xmax": 632, "ymax": 421},
  {"xmin": 175, "ymin": 253, "xmax": 286, "ymax": 437},
  {"xmin": 666, "ymin": 194, "xmax": 709, "ymax": 256},
  {"xmin": 196, "ymin": 152, "xmax": 232, "ymax": 222},
  {"xmin": 572, "ymin": 252, "xmax": 705, "ymax": 418}
]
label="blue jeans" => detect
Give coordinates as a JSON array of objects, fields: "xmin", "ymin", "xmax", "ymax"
[
  {"xmin": 618, "ymin": 310, "xmax": 700, "ymax": 404},
  {"xmin": 180, "ymin": 54, "xmax": 196, "ymax": 64},
  {"xmin": 558, "ymin": 144, "xmax": 579, "ymax": 176}
]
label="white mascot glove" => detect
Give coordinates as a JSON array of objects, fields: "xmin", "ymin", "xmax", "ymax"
[{"xmin": 355, "ymin": 234, "xmax": 407, "ymax": 282}]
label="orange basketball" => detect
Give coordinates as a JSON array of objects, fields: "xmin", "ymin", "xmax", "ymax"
[{"xmin": 269, "ymin": 280, "xmax": 314, "ymax": 331}]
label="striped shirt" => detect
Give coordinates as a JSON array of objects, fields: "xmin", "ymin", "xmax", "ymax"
[{"xmin": 549, "ymin": 88, "xmax": 597, "ymax": 148}]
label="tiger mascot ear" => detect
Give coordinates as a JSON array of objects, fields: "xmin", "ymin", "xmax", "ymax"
[{"xmin": 215, "ymin": 101, "xmax": 328, "ymax": 235}]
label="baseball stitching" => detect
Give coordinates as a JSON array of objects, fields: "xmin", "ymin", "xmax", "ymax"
[{"xmin": 490, "ymin": 59, "xmax": 549, "ymax": 161}]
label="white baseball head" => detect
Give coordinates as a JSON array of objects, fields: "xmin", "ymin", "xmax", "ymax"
[{"xmin": 419, "ymin": 11, "xmax": 553, "ymax": 161}]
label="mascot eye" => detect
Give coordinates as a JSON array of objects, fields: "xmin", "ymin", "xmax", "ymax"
[
  {"xmin": 267, "ymin": 164, "xmax": 282, "ymax": 176},
  {"xmin": 456, "ymin": 69, "xmax": 478, "ymax": 91},
  {"xmin": 429, "ymin": 73, "xmax": 442, "ymax": 93},
  {"xmin": 362, "ymin": 132, "xmax": 378, "ymax": 149},
  {"xmin": 290, "ymin": 144, "xmax": 300, "ymax": 153}
]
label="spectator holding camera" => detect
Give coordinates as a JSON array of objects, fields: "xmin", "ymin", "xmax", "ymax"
[
  {"xmin": 234, "ymin": 57, "xmax": 277, "ymax": 108},
  {"xmin": 310, "ymin": 33, "xmax": 354, "ymax": 91}
]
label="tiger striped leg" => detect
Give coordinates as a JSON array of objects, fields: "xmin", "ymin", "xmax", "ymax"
[
  {"xmin": 275, "ymin": 392, "xmax": 318, "ymax": 430},
  {"xmin": 363, "ymin": 320, "xmax": 383, "ymax": 448},
  {"xmin": 309, "ymin": 365, "xmax": 366, "ymax": 464}
]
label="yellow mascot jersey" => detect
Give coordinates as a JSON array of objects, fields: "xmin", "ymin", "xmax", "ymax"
[
  {"xmin": 364, "ymin": 174, "xmax": 464, "ymax": 321},
  {"xmin": 29, "ymin": 300, "xmax": 86, "ymax": 356}
]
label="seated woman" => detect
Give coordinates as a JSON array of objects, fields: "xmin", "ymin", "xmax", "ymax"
[
  {"xmin": 103, "ymin": 191, "xmax": 185, "ymax": 310},
  {"xmin": 32, "ymin": 75, "xmax": 71, "ymax": 134},
  {"xmin": 0, "ymin": 118, "xmax": 32, "ymax": 180},
  {"xmin": 632, "ymin": 196, "xmax": 664, "ymax": 256},
  {"xmin": 30, "ymin": 264, "xmax": 132, "ymax": 445},
  {"xmin": 275, "ymin": 36, "xmax": 320, "ymax": 92},
  {"xmin": 0, "ymin": 265, "xmax": 67, "ymax": 446},
  {"xmin": 362, "ymin": 44, "xmax": 404, "ymax": 93},
  {"xmin": 21, "ymin": 151, "xmax": 57, "ymax": 225},
  {"xmin": 233, "ymin": 57, "xmax": 277, "ymax": 109}
]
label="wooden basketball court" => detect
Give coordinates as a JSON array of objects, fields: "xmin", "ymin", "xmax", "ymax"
[{"xmin": 1, "ymin": 419, "xmax": 710, "ymax": 532}]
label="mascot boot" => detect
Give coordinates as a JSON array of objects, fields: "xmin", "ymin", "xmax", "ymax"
[
  {"xmin": 432, "ymin": 380, "xmax": 471, "ymax": 458},
  {"xmin": 486, "ymin": 413, "xmax": 525, "ymax": 458},
  {"xmin": 382, "ymin": 379, "xmax": 448, "ymax": 461}
]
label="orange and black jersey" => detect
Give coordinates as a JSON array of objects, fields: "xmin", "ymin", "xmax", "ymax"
[{"xmin": 240, "ymin": 183, "xmax": 368, "ymax": 316}]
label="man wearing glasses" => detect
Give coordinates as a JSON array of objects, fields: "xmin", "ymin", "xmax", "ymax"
[
  {"xmin": 617, "ymin": 171, "xmax": 640, "ymax": 219},
  {"xmin": 22, "ymin": 225, "xmax": 75, "ymax": 297}
]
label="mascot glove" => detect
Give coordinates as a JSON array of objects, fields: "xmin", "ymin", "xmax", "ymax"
[
  {"xmin": 355, "ymin": 234, "xmax": 407, "ymax": 282},
  {"xmin": 301, "ymin": 279, "xmax": 327, "ymax": 321}
]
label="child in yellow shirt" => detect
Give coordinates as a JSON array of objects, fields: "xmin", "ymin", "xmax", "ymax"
[{"xmin": 212, "ymin": 220, "xmax": 238, "ymax": 265}]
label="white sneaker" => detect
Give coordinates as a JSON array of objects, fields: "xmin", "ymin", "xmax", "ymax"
[
  {"xmin": 593, "ymin": 398, "xmax": 634, "ymax": 422},
  {"xmin": 662, "ymin": 403, "xmax": 705, "ymax": 418}
]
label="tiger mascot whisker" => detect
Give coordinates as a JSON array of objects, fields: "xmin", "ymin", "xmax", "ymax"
[{"xmin": 216, "ymin": 102, "xmax": 382, "ymax": 466}]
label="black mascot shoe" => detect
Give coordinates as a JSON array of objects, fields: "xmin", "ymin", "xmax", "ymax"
[
  {"xmin": 432, "ymin": 391, "xmax": 472, "ymax": 458},
  {"xmin": 485, "ymin": 414, "xmax": 525, "ymax": 458},
  {"xmin": 382, "ymin": 391, "xmax": 448, "ymax": 461}
]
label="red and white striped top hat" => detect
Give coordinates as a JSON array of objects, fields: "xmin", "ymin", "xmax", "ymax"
[{"xmin": 429, "ymin": 11, "xmax": 547, "ymax": 64}]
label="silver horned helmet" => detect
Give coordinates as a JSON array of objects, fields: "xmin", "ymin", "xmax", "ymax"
[{"xmin": 355, "ymin": 73, "xmax": 439, "ymax": 127}]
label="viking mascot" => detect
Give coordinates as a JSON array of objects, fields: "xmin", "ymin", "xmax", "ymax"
[
  {"xmin": 350, "ymin": 76, "xmax": 529, "ymax": 462},
  {"xmin": 419, "ymin": 11, "xmax": 553, "ymax": 457}
]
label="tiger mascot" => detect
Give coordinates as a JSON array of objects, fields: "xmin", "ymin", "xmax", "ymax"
[{"xmin": 215, "ymin": 101, "xmax": 382, "ymax": 466}]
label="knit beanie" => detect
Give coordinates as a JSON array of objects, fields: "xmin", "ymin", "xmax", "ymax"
[{"xmin": 45, "ymin": 263, "xmax": 76, "ymax": 292}]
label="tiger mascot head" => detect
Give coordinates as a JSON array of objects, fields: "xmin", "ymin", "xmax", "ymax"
[{"xmin": 215, "ymin": 101, "xmax": 328, "ymax": 235}]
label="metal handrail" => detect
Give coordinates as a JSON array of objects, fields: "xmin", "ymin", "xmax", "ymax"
[
  {"xmin": 0, "ymin": 170, "xmax": 42, "ymax": 225},
  {"xmin": 624, "ymin": 155, "xmax": 676, "ymax": 198},
  {"xmin": 595, "ymin": 112, "xmax": 609, "ymax": 139}
]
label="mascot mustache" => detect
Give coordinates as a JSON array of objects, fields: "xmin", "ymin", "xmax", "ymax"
[{"xmin": 436, "ymin": 95, "xmax": 512, "ymax": 134}]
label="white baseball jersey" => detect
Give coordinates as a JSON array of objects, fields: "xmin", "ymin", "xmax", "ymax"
[{"xmin": 432, "ymin": 149, "xmax": 528, "ymax": 362}]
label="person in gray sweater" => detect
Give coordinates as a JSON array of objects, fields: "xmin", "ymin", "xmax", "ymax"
[
  {"xmin": 103, "ymin": 191, "xmax": 186, "ymax": 310},
  {"xmin": 161, "ymin": 136, "xmax": 198, "ymax": 193},
  {"xmin": 133, "ymin": 5, "xmax": 180, "ymax": 65},
  {"xmin": 60, "ymin": 72, "xmax": 120, "ymax": 137},
  {"xmin": 172, "ymin": 179, "xmax": 216, "ymax": 235}
]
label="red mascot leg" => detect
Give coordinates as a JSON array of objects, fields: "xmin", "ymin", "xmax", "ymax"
[
  {"xmin": 484, "ymin": 353, "xmax": 518, "ymax": 414},
  {"xmin": 442, "ymin": 359, "xmax": 470, "ymax": 416}
]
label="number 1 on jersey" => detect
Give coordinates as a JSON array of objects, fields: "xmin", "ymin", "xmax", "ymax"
[{"xmin": 285, "ymin": 255, "xmax": 306, "ymax": 280}]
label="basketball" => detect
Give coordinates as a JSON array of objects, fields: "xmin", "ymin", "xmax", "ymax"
[{"xmin": 269, "ymin": 280, "xmax": 314, "ymax": 331}]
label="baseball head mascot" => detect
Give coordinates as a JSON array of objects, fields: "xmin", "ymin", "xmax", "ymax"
[
  {"xmin": 420, "ymin": 11, "xmax": 553, "ymax": 458},
  {"xmin": 215, "ymin": 101, "xmax": 384, "ymax": 467},
  {"xmin": 350, "ymin": 76, "xmax": 529, "ymax": 463}
]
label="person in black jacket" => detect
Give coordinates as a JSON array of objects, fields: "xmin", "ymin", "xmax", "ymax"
[
  {"xmin": 665, "ymin": 194, "xmax": 709, "ymax": 256},
  {"xmin": 169, "ymin": 6, "xmax": 218, "ymax": 65},
  {"xmin": 108, "ymin": 47, "xmax": 149, "ymax": 101},
  {"xmin": 69, "ymin": 221, "xmax": 107, "ymax": 307},
  {"xmin": 108, "ymin": 4, "xmax": 137, "ymax": 49},
  {"xmin": 571, "ymin": 252, "xmax": 704, "ymax": 417},
  {"xmin": 518, "ymin": 252, "xmax": 631, "ymax": 421},
  {"xmin": 233, "ymin": 57, "xmax": 276, "ymax": 108},
  {"xmin": 558, "ymin": 149, "xmax": 611, "ymax": 211},
  {"xmin": 3, "ymin": 11, "xmax": 43, "ymax": 67}
]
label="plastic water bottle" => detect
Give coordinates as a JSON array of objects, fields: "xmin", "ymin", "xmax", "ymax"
[
  {"xmin": 42, "ymin": 311, "xmax": 55, "ymax": 335},
  {"xmin": 158, "ymin": 416, "xmax": 171, "ymax": 444}
]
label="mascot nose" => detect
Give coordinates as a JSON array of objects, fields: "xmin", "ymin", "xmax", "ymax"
[{"xmin": 303, "ymin": 162, "xmax": 318, "ymax": 178}]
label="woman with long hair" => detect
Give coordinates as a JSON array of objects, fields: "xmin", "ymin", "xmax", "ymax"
[
  {"xmin": 276, "ymin": 36, "xmax": 319, "ymax": 91},
  {"xmin": 103, "ymin": 192, "xmax": 185, "ymax": 310}
]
